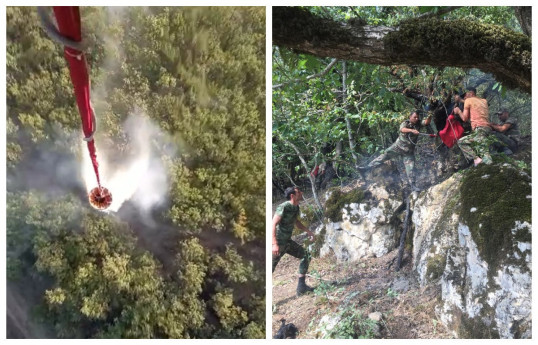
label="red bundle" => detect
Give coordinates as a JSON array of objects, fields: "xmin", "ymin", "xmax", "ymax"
[{"xmin": 439, "ymin": 115, "xmax": 464, "ymax": 148}]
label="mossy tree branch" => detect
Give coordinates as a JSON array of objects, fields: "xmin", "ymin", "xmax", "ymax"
[{"xmin": 273, "ymin": 7, "xmax": 531, "ymax": 93}]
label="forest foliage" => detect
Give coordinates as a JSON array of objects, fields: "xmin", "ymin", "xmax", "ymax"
[
  {"xmin": 7, "ymin": 6, "xmax": 265, "ymax": 338},
  {"xmin": 272, "ymin": 6, "xmax": 531, "ymax": 201}
]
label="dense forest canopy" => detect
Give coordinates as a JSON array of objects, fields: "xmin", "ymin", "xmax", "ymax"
[
  {"xmin": 7, "ymin": 6, "xmax": 265, "ymax": 338},
  {"xmin": 272, "ymin": 6, "xmax": 531, "ymax": 209}
]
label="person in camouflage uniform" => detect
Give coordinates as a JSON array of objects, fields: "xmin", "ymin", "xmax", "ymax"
[
  {"xmin": 359, "ymin": 110, "xmax": 432, "ymax": 192},
  {"xmin": 491, "ymin": 109, "xmax": 520, "ymax": 154},
  {"xmin": 272, "ymin": 186, "xmax": 316, "ymax": 296},
  {"xmin": 453, "ymin": 87, "xmax": 492, "ymax": 166}
]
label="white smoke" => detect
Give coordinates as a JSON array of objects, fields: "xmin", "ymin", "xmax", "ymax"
[
  {"xmin": 82, "ymin": 112, "xmax": 170, "ymax": 213},
  {"xmin": 80, "ymin": 7, "xmax": 172, "ymax": 214}
]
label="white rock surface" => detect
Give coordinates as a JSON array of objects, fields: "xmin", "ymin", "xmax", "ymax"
[
  {"xmin": 320, "ymin": 184, "xmax": 400, "ymax": 261},
  {"xmin": 317, "ymin": 163, "xmax": 531, "ymax": 338},
  {"xmin": 412, "ymin": 170, "xmax": 532, "ymax": 338}
]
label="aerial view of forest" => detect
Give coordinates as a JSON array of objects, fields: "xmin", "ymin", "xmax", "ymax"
[{"xmin": 6, "ymin": 6, "xmax": 265, "ymax": 338}]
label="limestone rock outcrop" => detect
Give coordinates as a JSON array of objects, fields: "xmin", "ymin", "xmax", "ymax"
[{"xmin": 316, "ymin": 160, "xmax": 531, "ymax": 338}]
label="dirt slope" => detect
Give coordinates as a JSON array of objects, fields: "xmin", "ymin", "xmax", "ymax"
[{"xmin": 272, "ymin": 246, "xmax": 454, "ymax": 339}]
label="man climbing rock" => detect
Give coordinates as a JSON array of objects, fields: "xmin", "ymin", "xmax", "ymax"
[
  {"xmin": 358, "ymin": 110, "xmax": 432, "ymax": 192},
  {"xmin": 491, "ymin": 109, "xmax": 520, "ymax": 155},
  {"xmin": 449, "ymin": 91, "xmax": 472, "ymax": 133},
  {"xmin": 449, "ymin": 91, "xmax": 465, "ymax": 116},
  {"xmin": 272, "ymin": 187, "xmax": 316, "ymax": 296},
  {"xmin": 453, "ymin": 87, "xmax": 492, "ymax": 166}
]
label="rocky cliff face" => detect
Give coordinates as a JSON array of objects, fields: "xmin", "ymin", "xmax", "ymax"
[
  {"xmin": 412, "ymin": 162, "xmax": 531, "ymax": 338},
  {"xmin": 315, "ymin": 160, "xmax": 531, "ymax": 338},
  {"xmin": 319, "ymin": 183, "xmax": 402, "ymax": 261}
]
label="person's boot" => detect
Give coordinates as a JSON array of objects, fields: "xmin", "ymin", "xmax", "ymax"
[
  {"xmin": 455, "ymin": 159, "xmax": 472, "ymax": 171},
  {"xmin": 296, "ymin": 276, "xmax": 315, "ymax": 296}
]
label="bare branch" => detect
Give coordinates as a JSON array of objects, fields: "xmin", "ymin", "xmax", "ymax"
[{"xmin": 281, "ymin": 137, "xmax": 323, "ymax": 211}]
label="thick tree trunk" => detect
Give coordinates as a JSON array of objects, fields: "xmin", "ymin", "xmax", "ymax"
[
  {"xmin": 513, "ymin": 6, "xmax": 531, "ymax": 37},
  {"xmin": 273, "ymin": 7, "xmax": 531, "ymax": 93}
]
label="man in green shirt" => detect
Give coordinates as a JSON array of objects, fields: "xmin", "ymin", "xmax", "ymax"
[
  {"xmin": 358, "ymin": 110, "xmax": 432, "ymax": 192},
  {"xmin": 272, "ymin": 187, "xmax": 316, "ymax": 296},
  {"xmin": 491, "ymin": 109, "xmax": 520, "ymax": 154}
]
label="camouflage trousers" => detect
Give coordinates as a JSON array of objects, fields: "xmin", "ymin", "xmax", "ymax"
[
  {"xmin": 367, "ymin": 146, "xmax": 414, "ymax": 185},
  {"xmin": 458, "ymin": 127, "xmax": 493, "ymax": 164},
  {"xmin": 492, "ymin": 131, "xmax": 518, "ymax": 153},
  {"xmin": 272, "ymin": 239, "xmax": 310, "ymax": 275}
]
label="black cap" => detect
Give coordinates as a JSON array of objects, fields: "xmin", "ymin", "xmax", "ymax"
[{"xmin": 466, "ymin": 86, "xmax": 477, "ymax": 94}]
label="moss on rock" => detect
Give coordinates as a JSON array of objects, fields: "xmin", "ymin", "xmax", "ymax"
[
  {"xmin": 299, "ymin": 204, "xmax": 322, "ymax": 230},
  {"xmin": 459, "ymin": 164, "xmax": 531, "ymax": 276},
  {"xmin": 324, "ymin": 188, "xmax": 369, "ymax": 223},
  {"xmin": 456, "ymin": 308, "xmax": 500, "ymax": 339},
  {"xmin": 310, "ymin": 226, "xmax": 327, "ymax": 258},
  {"xmin": 426, "ymin": 252, "xmax": 446, "ymax": 281}
]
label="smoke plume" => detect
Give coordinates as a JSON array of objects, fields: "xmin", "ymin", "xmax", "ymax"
[{"xmin": 82, "ymin": 112, "xmax": 171, "ymax": 213}]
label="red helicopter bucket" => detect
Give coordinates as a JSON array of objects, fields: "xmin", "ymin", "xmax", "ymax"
[{"xmin": 88, "ymin": 186, "xmax": 113, "ymax": 210}]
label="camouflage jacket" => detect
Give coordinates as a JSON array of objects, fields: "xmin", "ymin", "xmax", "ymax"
[
  {"xmin": 275, "ymin": 201, "xmax": 300, "ymax": 242},
  {"xmin": 391, "ymin": 119, "xmax": 425, "ymax": 154},
  {"xmin": 499, "ymin": 118, "xmax": 521, "ymax": 143}
]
